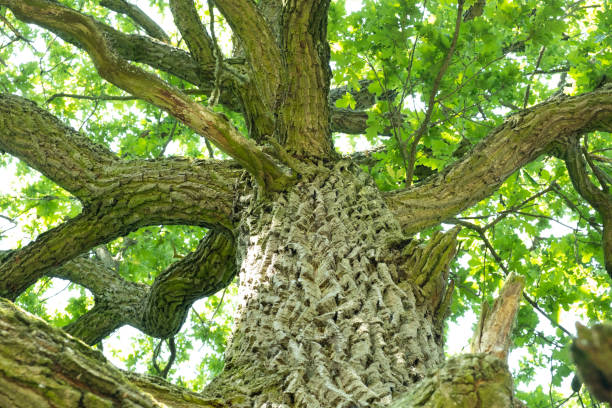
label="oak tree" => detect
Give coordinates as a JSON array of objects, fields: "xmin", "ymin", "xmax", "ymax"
[{"xmin": 0, "ymin": 0, "xmax": 611, "ymax": 406}]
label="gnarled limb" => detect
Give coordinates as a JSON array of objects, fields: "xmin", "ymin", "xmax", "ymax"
[
  {"xmin": 100, "ymin": 0, "xmax": 170, "ymax": 43},
  {"xmin": 50, "ymin": 255, "xmax": 149, "ymax": 344},
  {"xmin": 143, "ymin": 229, "xmax": 235, "ymax": 338},
  {"xmin": 0, "ymin": 158, "xmax": 239, "ymax": 301},
  {"xmin": 563, "ymin": 136, "xmax": 612, "ymax": 278},
  {"xmin": 0, "ymin": 94, "xmax": 118, "ymax": 203},
  {"xmin": 2, "ymin": 0, "xmax": 292, "ymax": 191},
  {"xmin": 0, "ymin": 94, "xmax": 241, "ymax": 226},
  {"xmin": 50, "ymin": 230, "xmax": 236, "ymax": 344},
  {"xmin": 385, "ymin": 87, "xmax": 612, "ymax": 234},
  {"xmin": 0, "ymin": 298, "xmax": 229, "ymax": 408}
]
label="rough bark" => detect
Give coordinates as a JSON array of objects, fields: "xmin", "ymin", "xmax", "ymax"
[
  {"xmin": 0, "ymin": 298, "xmax": 226, "ymax": 408},
  {"xmin": 571, "ymin": 322, "xmax": 612, "ymax": 405},
  {"xmin": 202, "ymin": 161, "xmax": 458, "ymax": 407},
  {"xmin": 388, "ymin": 354, "xmax": 515, "ymax": 408}
]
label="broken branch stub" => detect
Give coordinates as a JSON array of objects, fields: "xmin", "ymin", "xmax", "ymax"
[{"xmin": 470, "ymin": 272, "xmax": 525, "ymax": 361}]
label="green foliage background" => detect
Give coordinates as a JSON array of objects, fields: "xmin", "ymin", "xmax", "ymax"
[{"xmin": 0, "ymin": 0, "xmax": 610, "ymax": 406}]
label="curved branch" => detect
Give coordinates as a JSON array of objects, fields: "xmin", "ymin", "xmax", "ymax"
[
  {"xmin": 563, "ymin": 136, "xmax": 612, "ymax": 278},
  {"xmin": 0, "ymin": 134, "xmax": 240, "ymax": 301},
  {"xmin": 3, "ymin": 0, "xmax": 292, "ymax": 190},
  {"xmin": 0, "ymin": 212, "xmax": 135, "ymax": 301},
  {"xmin": 143, "ymin": 230, "xmax": 235, "ymax": 338},
  {"xmin": 52, "ymin": 230, "xmax": 236, "ymax": 344},
  {"xmin": 385, "ymin": 87, "xmax": 612, "ymax": 234},
  {"xmin": 0, "ymin": 93, "xmax": 240, "ymax": 224},
  {"xmin": 100, "ymin": 0, "xmax": 170, "ymax": 43},
  {"xmin": 0, "ymin": 94, "xmax": 118, "ymax": 203}
]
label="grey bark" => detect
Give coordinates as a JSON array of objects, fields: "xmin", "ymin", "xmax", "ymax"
[{"xmin": 205, "ymin": 161, "xmax": 458, "ymax": 407}]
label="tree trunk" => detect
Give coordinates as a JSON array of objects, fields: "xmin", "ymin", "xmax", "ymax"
[{"xmin": 203, "ymin": 161, "xmax": 460, "ymax": 407}]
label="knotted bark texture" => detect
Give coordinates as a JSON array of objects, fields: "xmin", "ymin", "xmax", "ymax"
[{"xmin": 204, "ymin": 161, "xmax": 458, "ymax": 407}]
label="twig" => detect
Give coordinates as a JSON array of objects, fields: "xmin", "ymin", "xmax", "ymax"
[
  {"xmin": 549, "ymin": 182, "xmax": 602, "ymax": 233},
  {"xmin": 158, "ymin": 119, "xmax": 178, "ymax": 157},
  {"xmin": 0, "ymin": 14, "xmax": 29, "ymax": 43},
  {"xmin": 152, "ymin": 336, "xmax": 176, "ymax": 379},
  {"xmin": 583, "ymin": 147, "xmax": 611, "ymax": 192},
  {"xmin": 523, "ymin": 46, "xmax": 546, "ymax": 109},
  {"xmin": 78, "ymin": 98, "xmax": 100, "ymax": 132},
  {"xmin": 205, "ymin": 138, "xmax": 215, "ymax": 159},
  {"xmin": 405, "ymin": 0, "xmax": 464, "ymax": 186},
  {"xmin": 365, "ymin": 57, "xmax": 410, "ymax": 181},
  {"xmin": 588, "ymin": 153, "xmax": 612, "ymax": 164}
]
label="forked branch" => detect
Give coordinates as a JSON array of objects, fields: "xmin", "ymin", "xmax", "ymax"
[
  {"xmin": 169, "ymin": 0, "xmax": 215, "ymax": 69},
  {"xmin": 2, "ymin": 0, "xmax": 291, "ymax": 190}
]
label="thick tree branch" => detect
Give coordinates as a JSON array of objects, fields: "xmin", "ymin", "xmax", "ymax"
[
  {"xmin": 0, "ymin": 94, "xmax": 118, "ymax": 202},
  {"xmin": 143, "ymin": 230, "xmax": 235, "ymax": 338},
  {"xmin": 0, "ymin": 212, "xmax": 139, "ymax": 301},
  {"xmin": 3, "ymin": 0, "xmax": 292, "ymax": 190},
  {"xmin": 100, "ymin": 0, "xmax": 170, "ymax": 43},
  {"xmin": 0, "ymin": 298, "xmax": 229, "ymax": 407},
  {"xmin": 0, "ymin": 93, "xmax": 240, "ymax": 224},
  {"xmin": 50, "ymin": 230, "xmax": 236, "ymax": 344},
  {"xmin": 0, "ymin": 100, "xmax": 240, "ymax": 301},
  {"xmin": 0, "ymin": 155, "xmax": 239, "ymax": 300},
  {"xmin": 385, "ymin": 87, "xmax": 612, "ymax": 234},
  {"xmin": 212, "ymin": 0, "xmax": 281, "ymax": 109},
  {"xmin": 169, "ymin": 0, "xmax": 215, "ymax": 69}
]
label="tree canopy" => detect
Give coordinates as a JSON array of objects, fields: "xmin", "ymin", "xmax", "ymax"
[{"xmin": 0, "ymin": 0, "xmax": 611, "ymax": 407}]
